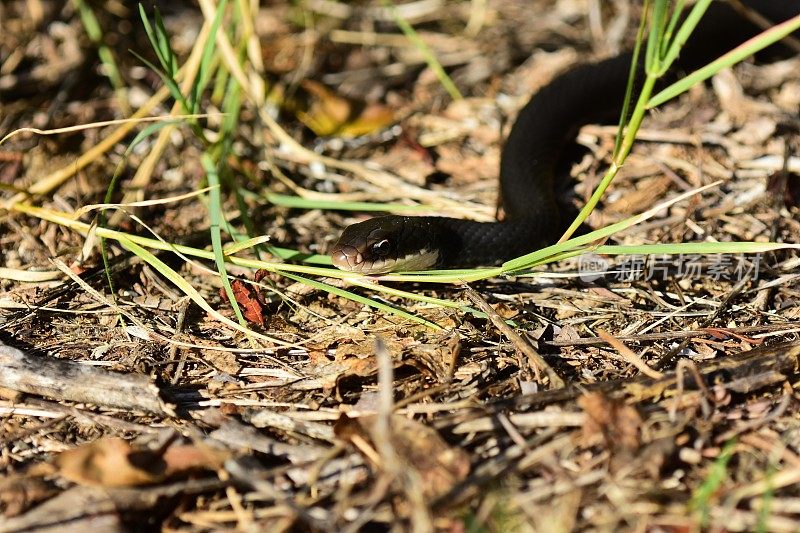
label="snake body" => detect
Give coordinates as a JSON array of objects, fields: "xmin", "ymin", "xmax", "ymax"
[{"xmin": 331, "ymin": 2, "xmax": 799, "ymax": 274}]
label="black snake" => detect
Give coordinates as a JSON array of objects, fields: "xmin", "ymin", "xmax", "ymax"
[{"xmin": 331, "ymin": 2, "xmax": 799, "ymax": 274}]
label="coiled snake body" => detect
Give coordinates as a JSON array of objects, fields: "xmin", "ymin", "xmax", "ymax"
[{"xmin": 331, "ymin": 2, "xmax": 799, "ymax": 274}]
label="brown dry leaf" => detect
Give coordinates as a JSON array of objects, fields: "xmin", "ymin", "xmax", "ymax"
[
  {"xmin": 291, "ymin": 347, "xmax": 378, "ymax": 391},
  {"xmin": 0, "ymin": 386, "xmax": 23, "ymax": 402},
  {"xmin": 578, "ymin": 392, "xmax": 642, "ymax": 456},
  {"xmin": 341, "ymin": 103, "xmax": 396, "ymax": 137},
  {"xmin": 190, "ymin": 337, "xmax": 242, "ymax": 375},
  {"xmin": 0, "ymin": 474, "xmax": 57, "ymax": 517},
  {"xmin": 225, "ymin": 279, "xmax": 265, "ymax": 326},
  {"xmin": 781, "ymin": 305, "xmax": 800, "ymax": 319},
  {"xmin": 161, "ymin": 444, "xmax": 227, "ymax": 477},
  {"xmin": 261, "ymin": 35, "xmax": 301, "ymax": 73},
  {"xmin": 333, "ymin": 413, "xmax": 369, "ymax": 444},
  {"xmin": 587, "ymin": 287, "xmax": 627, "ymax": 302},
  {"xmin": 387, "ymin": 415, "xmax": 470, "ymax": 498},
  {"xmin": 53, "ymin": 438, "xmax": 164, "ymax": 487},
  {"xmin": 554, "ymin": 324, "xmax": 582, "ymax": 343},
  {"xmin": 336, "ymin": 414, "xmax": 470, "ymax": 499},
  {"xmin": 491, "ymin": 302, "xmax": 519, "ymax": 319},
  {"xmin": 767, "ymin": 165, "xmax": 800, "ymax": 209},
  {"xmin": 295, "ymin": 79, "xmax": 395, "ymax": 137},
  {"xmin": 53, "ymin": 438, "xmax": 224, "ymax": 487},
  {"xmin": 702, "ymin": 327, "xmax": 763, "ymax": 345},
  {"xmin": 442, "ymin": 98, "xmax": 502, "ymax": 145},
  {"xmin": 605, "ymin": 175, "xmax": 673, "ymax": 215},
  {"xmin": 624, "ymin": 380, "xmax": 669, "ymax": 403},
  {"xmin": 298, "ymin": 79, "xmax": 352, "ymax": 136}
]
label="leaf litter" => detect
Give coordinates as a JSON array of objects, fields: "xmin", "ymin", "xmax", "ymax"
[{"xmin": 0, "ymin": 0, "xmax": 799, "ymax": 530}]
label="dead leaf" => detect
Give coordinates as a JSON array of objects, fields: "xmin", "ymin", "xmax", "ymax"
[
  {"xmin": 587, "ymin": 287, "xmax": 627, "ymax": 302},
  {"xmin": 233, "ymin": 280, "xmax": 265, "ymax": 325},
  {"xmin": 781, "ymin": 304, "xmax": 800, "ymax": 319},
  {"xmin": 335, "ymin": 414, "xmax": 470, "ymax": 499},
  {"xmin": 341, "ymin": 103, "xmax": 396, "ymax": 137},
  {"xmin": 261, "ymin": 35, "xmax": 301, "ymax": 73},
  {"xmin": 220, "ymin": 279, "xmax": 265, "ymax": 326},
  {"xmin": 492, "ymin": 302, "xmax": 518, "ymax": 319},
  {"xmin": 0, "ymin": 475, "xmax": 57, "ymax": 517},
  {"xmin": 702, "ymin": 327, "xmax": 763, "ymax": 345},
  {"xmin": 371, "ymin": 140, "xmax": 435, "ymax": 186},
  {"xmin": 298, "ymin": 80, "xmax": 352, "ymax": 136},
  {"xmin": 161, "ymin": 444, "xmax": 226, "ymax": 477},
  {"xmin": 53, "ymin": 438, "xmax": 225, "ymax": 487},
  {"xmin": 435, "ymin": 143, "xmax": 500, "ymax": 183},
  {"xmin": 53, "ymin": 438, "xmax": 163, "ymax": 487},
  {"xmin": 291, "ymin": 352, "xmax": 377, "ymax": 391},
  {"xmin": 578, "ymin": 392, "xmax": 642, "ymax": 460},
  {"xmin": 605, "ymin": 175, "xmax": 672, "ymax": 215},
  {"xmin": 295, "ymin": 80, "xmax": 395, "ymax": 137}
]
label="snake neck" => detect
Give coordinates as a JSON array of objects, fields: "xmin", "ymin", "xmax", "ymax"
[{"xmin": 429, "ymin": 217, "xmax": 559, "ymax": 269}]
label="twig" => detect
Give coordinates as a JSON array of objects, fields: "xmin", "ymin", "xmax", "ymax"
[
  {"xmin": 597, "ymin": 329, "xmax": 664, "ymax": 379},
  {"xmin": 0, "ymin": 341, "xmax": 167, "ymax": 414},
  {"xmin": 464, "ymin": 286, "xmax": 565, "ymax": 389}
]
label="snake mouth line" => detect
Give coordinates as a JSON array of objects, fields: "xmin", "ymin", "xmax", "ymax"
[{"xmin": 331, "ymin": 246, "xmax": 439, "ymax": 275}]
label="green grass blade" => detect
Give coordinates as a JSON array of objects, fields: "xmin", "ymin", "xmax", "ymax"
[
  {"xmin": 138, "ymin": 4, "xmax": 168, "ymax": 72},
  {"xmin": 660, "ymin": 0, "xmax": 687, "ymax": 58},
  {"xmin": 74, "ymin": 0, "xmax": 126, "ymax": 100},
  {"xmin": 201, "ymin": 154, "xmax": 249, "ymax": 329},
  {"xmin": 153, "ymin": 7, "xmax": 177, "ymax": 76},
  {"xmin": 690, "ymin": 439, "xmax": 736, "ymax": 528},
  {"xmin": 648, "ymin": 13, "xmax": 800, "ymax": 108},
  {"xmin": 266, "ymin": 246, "xmax": 332, "ymax": 265},
  {"xmin": 560, "ymin": 70, "xmax": 657, "ymax": 243},
  {"xmin": 99, "ymin": 119, "xmax": 189, "ymax": 299},
  {"xmin": 659, "ymin": 0, "xmax": 711, "ymax": 74},
  {"xmin": 343, "ymin": 277, "xmax": 489, "ymax": 319},
  {"xmin": 382, "ymin": 0, "xmax": 462, "ymax": 101},
  {"xmin": 374, "ymin": 268, "xmax": 503, "ymax": 284},
  {"xmin": 118, "ymin": 235, "xmax": 291, "ymax": 345},
  {"xmin": 645, "ymin": 0, "xmax": 668, "ymax": 72},
  {"xmin": 192, "ymin": 0, "xmax": 227, "ymax": 112},
  {"xmin": 104, "ymin": 120, "xmax": 182, "ymax": 208},
  {"xmin": 613, "ymin": 0, "xmax": 650, "ymax": 159},
  {"xmin": 756, "ymin": 465, "xmax": 776, "ymax": 533},
  {"xmin": 223, "ymin": 235, "xmax": 271, "ymax": 255},
  {"xmin": 130, "ymin": 50, "xmax": 191, "ymax": 113},
  {"xmin": 504, "ymin": 182, "xmax": 721, "ymax": 272},
  {"xmin": 280, "ymin": 272, "xmax": 443, "ymax": 331},
  {"xmin": 594, "ymin": 241, "xmax": 800, "ymax": 256},
  {"xmin": 220, "ymin": 72, "xmax": 242, "ymax": 143}
]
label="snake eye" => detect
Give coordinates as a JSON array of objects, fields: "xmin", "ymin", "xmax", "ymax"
[{"xmin": 371, "ymin": 239, "xmax": 391, "ymax": 257}]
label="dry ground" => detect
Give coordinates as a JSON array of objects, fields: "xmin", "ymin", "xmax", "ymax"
[{"xmin": 1, "ymin": 0, "xmax": 800, "ymax": 531}]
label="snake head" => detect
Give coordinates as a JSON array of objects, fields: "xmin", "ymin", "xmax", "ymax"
[{"xmin": 330, "ymin": 216, "xmax": 440, "ymax": 274}]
